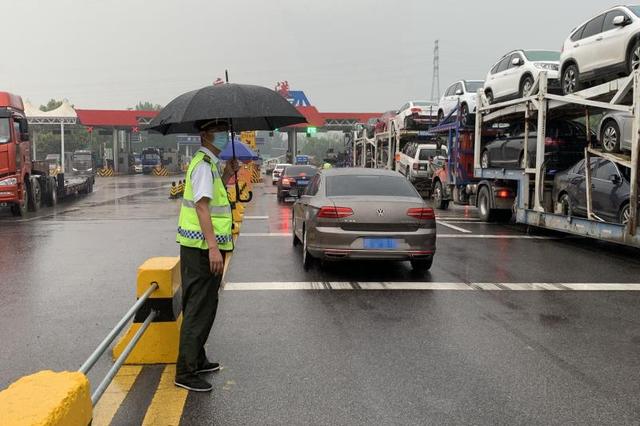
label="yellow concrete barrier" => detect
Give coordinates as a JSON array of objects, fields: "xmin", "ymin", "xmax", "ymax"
[
  {"xmin": 113, "ymin": 257, "xmax": 182, "ymax": 364},
  {"xmin": 0, "ymin": 370, "xmax": 92, "ymax": 425}
]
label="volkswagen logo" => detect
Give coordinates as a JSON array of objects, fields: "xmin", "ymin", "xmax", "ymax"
[{"xmin": 377, "ymin": 208, "xmax": 384, "ymax": 216}]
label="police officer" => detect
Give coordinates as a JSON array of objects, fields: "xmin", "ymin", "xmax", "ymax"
[{"xmin": 174, "ymin": 120, "xmax": 238, "ymax": 392}]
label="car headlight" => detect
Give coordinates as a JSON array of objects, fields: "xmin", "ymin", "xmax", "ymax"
[
  {"xmin": 0, "ymin": 177, "xmax": 17, "ymax": 186},
  {"xmin": 534, "ymin": 62, "xmax": 558, "ymax": 71}
]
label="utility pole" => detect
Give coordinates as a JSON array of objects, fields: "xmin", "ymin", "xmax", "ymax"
[{"xmin": 431, "ymin": 40, "xmax": 440, "ymax": 101}]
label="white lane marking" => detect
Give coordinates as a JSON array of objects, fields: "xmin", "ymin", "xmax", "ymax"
[
  {"xmin": 436, "ymin": 221, "xmax": 472, "ymax": 234},
  {"xmin": 224, "ymin": 282, "xmax": 640, "ymax": 291},
  {"xmin": 243, "ymin": 216, "xmax": 269, "ymax": 220},
  {"xmin": 238, "ymin": 233, "xmax": 558, "ymax": 240}
]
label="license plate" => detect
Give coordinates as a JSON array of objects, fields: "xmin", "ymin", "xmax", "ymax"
[
  {"xmin": 363, "ymin": 238, "xmax": 398, "ymax": 250},
  {"xmin": 296, "ymin": 180, "xmax": 309, "ymax": 186}
]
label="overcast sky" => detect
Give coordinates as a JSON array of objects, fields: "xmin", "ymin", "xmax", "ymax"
[{"xmin": 5, "ymin": 0, "xmax": 620, "ymax": 112}]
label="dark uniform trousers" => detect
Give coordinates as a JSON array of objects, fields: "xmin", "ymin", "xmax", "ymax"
[{"xmin": 176, "ymin": 245, "xmax": 227, "ymax": 378}]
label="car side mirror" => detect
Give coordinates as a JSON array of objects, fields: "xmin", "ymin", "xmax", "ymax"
[
  {"xmin": 455, "ymin": 89, "xmax": 463, "ymax": 96},
  {"xmin": 613, "ymin": 15, "xmax": 630, "ymax": 27},
  {"xmin": 610, "ymin": 174, "xmax": 621, "ymax": 184},
  {"xmin": 511, "ymin": 57, "xmax": 522, "ymax": 66}
]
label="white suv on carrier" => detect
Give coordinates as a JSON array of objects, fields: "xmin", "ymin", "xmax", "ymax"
[
  {"xmin": 484, "ymin": 50, "xmax": 560, "ymax": 104},
  {"xmin": 437, "ymin": 80, "xmax": 484, "ymax": 126},
  {"xmin": 560, "ymin": 5, "xmax": 640, "ymax": 95}
]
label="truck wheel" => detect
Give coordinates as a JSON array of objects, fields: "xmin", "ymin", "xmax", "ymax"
[
  {"xmin": 28, "ymin": 178, "xmax": 41, "ymax": 212},
  {"xmin": 47, "ymin": 179, "xmax": 57, "ymax": 207},
  {"xmin": 433, "ymin": 181, "xmax": 449, "ymax": 210},
  {"xmin": 478, "ymin": 186, "xmax": 495, "ymax": 222}
]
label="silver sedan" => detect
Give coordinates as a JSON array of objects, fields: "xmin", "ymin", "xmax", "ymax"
[{"xmin": 292, "ymin": 168, "xmax": 436, "ymax": 273}]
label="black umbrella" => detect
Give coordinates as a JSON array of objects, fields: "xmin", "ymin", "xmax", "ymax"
[{"xmin": 147, "ymin": 81, "xmax": 306, "ymax": 202}]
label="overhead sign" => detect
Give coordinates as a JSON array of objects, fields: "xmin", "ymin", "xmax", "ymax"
[{"xmin": 275, "ymin": 81, "xmax": 312, "ymax": 107}]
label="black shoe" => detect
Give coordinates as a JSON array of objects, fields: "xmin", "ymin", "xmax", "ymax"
[
  {"xmin": 195, "ymin": 361, "xmax": 220, "ymax": 374},
  {"xmin": 174, "ymin": 375, "xmax": 213, "ymax": 392}
]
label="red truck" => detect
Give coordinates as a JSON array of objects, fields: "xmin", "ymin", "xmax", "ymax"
[{"xmin": 0, "ymin": 92, "xmax": 93, "ymax": 216}]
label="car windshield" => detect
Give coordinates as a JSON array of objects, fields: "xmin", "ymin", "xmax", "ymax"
[
  {"xmin": 419, "ymin": 148, "xmax": 446, "ymax": 160},
  {"xmin": 143, "ymin": 153, "xmax": 159, "ymax": 160},
  {"xmin": 628, "ymin": 6, "xmax": 640, "ymax": 17},
  {"xmin": 74, "ymin": 153, "xmax": 92, "ymax": 162},
  {"xmin": 523, "ymin": 50, "xmax": 560, "ymax": 61},
  {"xmin": 326, "ymin": 174, "xmax": 420, "ymax": 197},
  {"xmin": 464, "ymin": 81, "xmax": 484, "ymax": 92},
  {"xmin": 284, "ymin": 166, "xmax": 317, "ymax": 176},
  {"xmin": 0, "ymin": 118, "xmax": 10, "ymax": 143}
]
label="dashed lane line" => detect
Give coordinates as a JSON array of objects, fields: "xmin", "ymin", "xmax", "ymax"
[
  {"xmin": 436, "ymin": 220, "xmax": 472, "ymax": 233},
  {"xmin": 243, "ymin": 215, "xmax": 269, "ymax": 220},
  {"xmin": 224, "ymin": 282, "xmax": 640, "ymax": 291}
]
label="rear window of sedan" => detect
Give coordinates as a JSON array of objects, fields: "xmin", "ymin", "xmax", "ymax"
[
  {"xmin": 419, "ymin": 148, "xmax": 446, "ymax": 160},
  {"xmin": 326, "ymin": 175, "xmax": 420, "ymax": 197},
  {"xmin": 523, "ymin": 50, "xmax": 560, "ymax": 61},
  {"xmin": 284, "ymin": 166, "xmax": 317, "ymax": 176}
]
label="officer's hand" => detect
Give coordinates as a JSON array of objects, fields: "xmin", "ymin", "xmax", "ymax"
[
  {"xmin": 226, "ymin": 159, "xmax": 241, "ymax": 174},
  {"xmin": 209, "ymin": 248, "xmax": 224, "ymax": 276}
]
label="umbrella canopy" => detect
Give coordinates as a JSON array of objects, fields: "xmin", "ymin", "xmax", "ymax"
[
  {"xmin": 219, "ymin": 139, "xmax": 260, "ymax": 161},
  {"xmin": 146, "ymin": 83, "xmax": 307, "ymax": 134}
]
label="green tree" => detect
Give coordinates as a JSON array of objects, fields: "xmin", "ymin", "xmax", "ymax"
[
  {"xmin": 40, "ymin": 99, "xmax": 63, "ymax": 112},
  {"xmin": 133, "ymin": 101, "xmax": 163, "ymax": 111}
]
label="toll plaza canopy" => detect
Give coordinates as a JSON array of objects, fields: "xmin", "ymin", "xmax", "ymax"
[
  {"xmin": 289, "ymin": 106, "xmax": 380, "ymax": 131},
  {"xmin": 75, "ymin": 109, "xmax": 158, "ymax": 130},
  {"xmin": 24, "ymin": 100, "xmax": 77, "ymax": 124}
]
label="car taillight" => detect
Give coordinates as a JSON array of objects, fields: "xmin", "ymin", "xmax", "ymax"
[
  {"xmin": 317, "ymin": 206, "xmax": 354, "ymax": 218},
  {"xmin": 407, "ymin": 207, "xmax": 435, "ymax": 220},
  {"xmin": 410, "ymin": 107, "xmax": 422, "ymax": 113},
  {"xmin": 282, "ymin": 177, "xmax": 293, "ymax": 185},
  {"xmin": 412, "ymin": 163, "xmax": 419, "ymax": 170},
  {"xmin": 545, "ymin": 137, "xmax": 560, "ymax": 146}
]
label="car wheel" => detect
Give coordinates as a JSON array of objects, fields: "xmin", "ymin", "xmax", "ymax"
[
  {"xmin": 628, "ymin": 39, "xmax": 640, "ymax": 74},
  {"xmin": 478, "ymin": 186, "xmax": 494, "ymax": 222},
  {"xmin": 433, "ymin": 180, "xmax": 449, "ymax": 210},
  {"xmin": 600, "ymin": 120, "xmax": 622, "ymax": 153},
  {"xmin": 437, "ymin": 110, "xmax": 444, "ymax": 124},
  {"xmin": 460, "ymin": 103, "xmax": 469, "ymax": 126},
  {"xmin": 620, "ymin": 203, "xmax": 631, "ymax": 225},
  {"xmin": 520, "ymin": 75, "xmax": 534, "ymax": 97},
  {"xmin": 559, "ymin": 193, "xmax": 573, "ymax": 216},
  {"xmin": 411, "ymin": 256, "xmax": 433, "ymax": 273},
  {"xmin": 292, "ymin": 216, "xmax": 301, "ymax": 246},
  {"xmin": 562, "ymin": 64, "xmax": 580, "ymax": 95},
  {"xmin": 485, "ymin": 90, "xmax": 494, "ymax": 105},
  {"xmin": 481, "ymin": 150, "xmax": 490, "ymax": 169},
  {"xmin": 302, "ymin": 227, "xmax": 314, "ymax": 271}
]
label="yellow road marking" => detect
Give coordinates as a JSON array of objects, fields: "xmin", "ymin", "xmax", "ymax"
[
  {"xmin": 92, "ymin": 365, "xmax": 142, "ymax": 426},
  {"xmin": 141, "ymin": 364, "xmax": 188, "ymax": 426}
]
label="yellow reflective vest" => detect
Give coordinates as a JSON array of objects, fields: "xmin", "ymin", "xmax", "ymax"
[{"xmin": 176, "ymin": 151, "xmax": 233, "ymax": 251}]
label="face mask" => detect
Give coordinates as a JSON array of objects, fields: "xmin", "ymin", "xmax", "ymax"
[{"xmin": 212, "ymin": 132, "xmax": 229, "ymax": 150}]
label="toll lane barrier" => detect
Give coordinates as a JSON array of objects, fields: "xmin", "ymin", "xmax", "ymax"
[
  {"xmin": 97, "ymin": 167, "xmax": 114, "ymax": 177},
  {"xmin": 113, "ymin": 257, "xmax": 182, "ymax": 364},
  {"xmin": 152, "ymin": 165, "xmax": 169, "ymax": 177},
  {"xmin": 250, "ymin": 163, "xmax": 263, "ymax": 183},
  {"xmin": 169, "ymin": 181, "xmax": 184, "ymax": 199},
  {"xmin": 0, "ymin": 370, "xmax": 92, "ymax": 426}
]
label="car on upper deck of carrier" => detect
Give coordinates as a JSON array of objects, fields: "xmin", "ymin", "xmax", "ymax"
[
  {"xmin": 484, "ymin": 50, "xmax": 560, "ymax": 104},
  {"xmin": 560, "ymin": 5, "xmax": 640, "ymax": 94},
  {"xmin": 392, "ymin": 100, "xmax": 438, "ymax": 132},
  {"xmin": 437, "ymin": 80, "xmax": 484, "ymax": 126}
]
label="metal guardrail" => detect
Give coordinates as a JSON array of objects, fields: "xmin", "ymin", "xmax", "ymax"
[{"xmin": 78, "ymin": 282, "xmax": 158, "ymax": 405}]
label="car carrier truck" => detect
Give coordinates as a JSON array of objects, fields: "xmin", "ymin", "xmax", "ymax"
[{"xmin": 0, "ymin": 92, "xmax": 94, "ymax": 217}]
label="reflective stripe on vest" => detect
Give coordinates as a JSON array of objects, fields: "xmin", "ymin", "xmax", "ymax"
[
  {"xmin": 181, "ymin": 199, "xmax": 232, "ymax": 215},
  {"xmin": 177, "ymin": 150, "xmax": 233, "ymax": 251}
]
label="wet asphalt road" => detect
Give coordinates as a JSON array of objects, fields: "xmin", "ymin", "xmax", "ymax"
[{"xmin": 1, "ymin": 175, "xmax": 640, "ymax": 425}]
